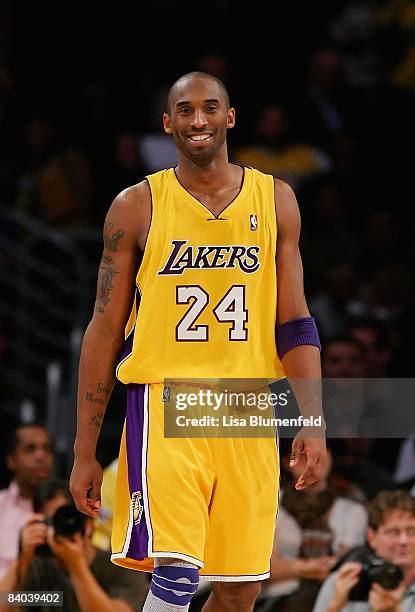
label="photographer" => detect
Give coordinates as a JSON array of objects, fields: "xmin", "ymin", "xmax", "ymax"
[
  {"xmin": 313, "ymin": 490, "xmax": 415, "ymax": 611},
  {"xmin": 0, "ymin": 480, "xmax": 148, "ymax": 611}
]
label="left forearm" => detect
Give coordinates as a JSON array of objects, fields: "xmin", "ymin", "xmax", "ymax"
[{"xmin": 282, "ymin": 345, "xmax": 324, "ymax": 425}]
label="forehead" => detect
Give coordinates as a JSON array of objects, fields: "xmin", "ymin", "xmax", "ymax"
[
  {"xmin": 380, "ymin": 510, "xmax": 415, "ymax": 528},
  {"xmin": 326, "ymin": 342, "xmax": 359, "ymax": 357},
  {"xmin": 171, "ymin": 78, "xmax": 225, "ymax": 107},
  {"xmin": 16, "ymin": 426, "xmax": 50, "ymax": 447}
]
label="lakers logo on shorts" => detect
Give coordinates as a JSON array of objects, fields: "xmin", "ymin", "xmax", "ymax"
[{"xmin": 131, "ymin": 491, "xmax": 143, "ymax": 525}]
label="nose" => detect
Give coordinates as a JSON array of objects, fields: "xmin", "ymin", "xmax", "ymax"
[{"xmin": 192, "ymin": 109, "xmax": 208, "ymax": 129}]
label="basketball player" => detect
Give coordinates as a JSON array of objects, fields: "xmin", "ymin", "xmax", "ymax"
[{"xmin": 70, "ymin": 72, "xmax": 327, "ymax": 612}]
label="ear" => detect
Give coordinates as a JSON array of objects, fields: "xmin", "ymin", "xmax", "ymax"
[
  {"xmin": 6, "ymin": 454, "xmax": 16, "ymax": 472},
  {"xmin": 367, "ymin": 527, "xmax": 376, "ymax": 549},
  {"xmin": 163, "ymin": 113, "xmax": 173, "ymax": 135},
  {"xmin": 227, "ymin": 107, "xmax": 236, "ymax": 130}
]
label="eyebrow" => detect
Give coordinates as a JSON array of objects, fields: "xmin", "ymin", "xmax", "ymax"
[{"xmin": 175, "ymin": 98, "xmax": 221, "ymax": 107}]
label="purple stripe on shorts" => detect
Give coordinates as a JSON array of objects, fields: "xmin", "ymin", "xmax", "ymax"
[{"xmin": 125, "ymin": 383, "xmax": 150, "ymax": 559}]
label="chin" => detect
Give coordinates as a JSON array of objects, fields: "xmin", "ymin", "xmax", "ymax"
[
  {"xmin": 187, "ymin": 149, "xmax": 216, "ymax": 166},
  {"xmin": 394, "ymin": 553, "xmax": 412, "ymax": 567}
]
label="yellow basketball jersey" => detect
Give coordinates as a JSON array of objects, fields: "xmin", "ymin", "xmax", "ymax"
[{"xmin": 116, "ymin": 165, "xmax": 284, "ymax": 383}]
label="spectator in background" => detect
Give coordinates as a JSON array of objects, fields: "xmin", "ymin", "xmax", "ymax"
[
  {"xmin": 313, "ymin": 490, "xmax": 415, "ymax": 611},
  {"xmin": 299, "ymin": 177, "xmax": 359, "ymax": 290},
  {"xmin": 16, "ymin": 117, "xmax": 94, "ymax": 228},
  {"xmin": 234, "ymin": 103, "xmax": 331, "ymax": 189},
  {"xmin": 257, "ymin": 443, "xmax": 366, "ymax": 611},
  {"xmin": 102, "ymin": 131, "xmax": 147, "ymax": 203},
  {"xmin": 322, "ymin": 336, "xmax": 366, "ymax": 379},
  {"xmin": 0, "ymin": 423, "xmax": 54, "ymax": 579},
  {"xmin": 320, "ymin": 336, "xmax": 395, "ymax": 499},
  {"xmin": 298, "ymin": 49, "xmax": 353, "ymax": 155},
  {"xmin": 348, "ymin": 317, "xmax": 394, "ymax": 377},
  {"xmin": 0, "ymin": 479, "xmax": 148, "ymax": 612},
  {"xmin": 310, "ymin": 262, "xmax": 362, "ymax": 339},
  {"xmin": 329, "ymin": 1, "xmax": 379, "ymax": 89},
  {"xmin": 138, "ymin": 86, "xmax": 178, "ymax": 172}
]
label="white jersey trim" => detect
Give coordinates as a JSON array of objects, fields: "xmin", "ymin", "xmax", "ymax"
[{"xmin": 199, "ymin": 571, "xmax": 270, "ymax": 582}]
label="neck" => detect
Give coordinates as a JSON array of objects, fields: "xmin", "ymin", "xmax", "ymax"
[
  {"xmin": 403, "ymin": 564, "xmax": 415, "ymax": 587},
  {"xmin": 176, "ymin": 146, "xmax": 231, "ymax": 189},
  {"xmin": 14, "ymin": 478, "xmax": 35, "ymax": 500}
]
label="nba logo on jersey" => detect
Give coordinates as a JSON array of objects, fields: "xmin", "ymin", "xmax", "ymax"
[
  {"xmin": 250, "ymin": 214, "xmax": 258, "ymax": 231},
  {"xmin": 131, "ymin": 491, "xmax": 143, "ymax": 525},
  {"xmin": 162, "ymin": 385, "xmax": 170, "ymax": 403}
]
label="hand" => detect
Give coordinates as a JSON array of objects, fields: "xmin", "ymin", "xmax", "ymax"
[
  {"xmin": 331, "ymin": 562, "xmax": 362, "ymax": 608},
  {"xmin": 368, "ymin": 582, "xmax": 405, "ymax": 611},
  {"xmin": 46, "ymin": 528, "xmax": 86, "ymax": 574},
  {"xmin": 70, "ymin": 456, "xmax": 103, "ymax": 518},
  {"xmin": 290, "ymin": 429, "xmax": 327, "ymax": 490},
  {"xmin": 298, "ymin": 556, "xmax": 337, "ymax": 581},
  {"xmin": 20, "ymin": 514, "xmax": 47, "ymax": 557}
]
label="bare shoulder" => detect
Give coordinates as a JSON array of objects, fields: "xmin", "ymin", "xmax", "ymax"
[
  {"xmin": 105, "ymin": 180, "xmax": 151, "ymax": 250},
  {"xmin": 108, "ymin": 180, "xmax": 151, "ymax": 219},
  {"xmin": 274, "ymin": 178, "xmax": 301, "ymax": 236}
]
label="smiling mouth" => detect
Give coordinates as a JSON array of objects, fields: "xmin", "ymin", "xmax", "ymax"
[{"xmin": 187, "ymin": 134, "xmax": 212, "ymax": 142}]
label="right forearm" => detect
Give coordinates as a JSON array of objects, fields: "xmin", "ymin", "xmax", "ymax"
[{"xmin": 74, "ymin": 321, "xmax": 124, "ymax": 457}]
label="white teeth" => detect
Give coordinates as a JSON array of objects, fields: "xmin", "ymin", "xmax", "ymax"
[{"xmin": 189, "ymin": 135, "xmax": 211, "ymax": 141}]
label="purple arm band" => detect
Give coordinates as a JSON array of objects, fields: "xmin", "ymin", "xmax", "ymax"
[{"xmin": 276, "ymin": 316, "xmax": 321, "ymax": 359}]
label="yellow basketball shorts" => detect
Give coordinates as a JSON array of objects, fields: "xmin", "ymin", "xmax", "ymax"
[{"xmin": 111, "ymin": 383, "xmax": 280, "ymax": 581}]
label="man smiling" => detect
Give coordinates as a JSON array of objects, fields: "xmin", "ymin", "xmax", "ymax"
[
  {"xmin": 70, "ymin": 72, "xmax": 326, "ymax": 611},
  {"xmin": 314, "ymin": 490, "xmax": 415, "ymax": 612}
]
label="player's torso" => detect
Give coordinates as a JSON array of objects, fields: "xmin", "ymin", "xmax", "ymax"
[{"xmin": 117, "ymin": 165, "xmax": 284, "ymax": 383}]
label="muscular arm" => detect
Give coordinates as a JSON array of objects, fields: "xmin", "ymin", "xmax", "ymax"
[
  {"xmin": 71, "ymin": 181, "xmax": 151, "ymax": 515},
  {"xmin": 275, "ymin": 179, "xmax": 327, "ymax": 488}
]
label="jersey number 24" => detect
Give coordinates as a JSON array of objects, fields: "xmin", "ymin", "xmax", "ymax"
[{"xmin": 176, "ymin": 284, "xmax": 247, "ymax": 342}]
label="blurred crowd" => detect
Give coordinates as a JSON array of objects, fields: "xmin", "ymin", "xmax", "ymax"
[{"xmin": 1, "ymin": 1, "xmax": 415, "ymax": 609}]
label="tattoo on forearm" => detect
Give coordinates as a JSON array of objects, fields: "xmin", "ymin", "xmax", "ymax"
[
  {"xmin": 85, "ymin": 392, "xmax": 104, "ymax": 405},
  {"xmin": 104, "ymin": 222, "xmax": 125, "ymax": 251},
  {"xmin": 88, "ymin": 412, "xmax": 104, "ymax": 428},
  {"xmin": 97, "ymin": 383, "xmax": 110, "ymax": 394},
  {"xmin": 95, "ymin": 255, "xmax": 118, "ymax": 313}
]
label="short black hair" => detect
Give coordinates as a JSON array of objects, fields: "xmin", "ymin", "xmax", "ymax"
[
  {"xmin": 166, "ymin": 71, "xmax": 230, "ymax": 113},
  {"xmin": 6, "ymin": 422, "xmax": 51, "ymax": 456}
]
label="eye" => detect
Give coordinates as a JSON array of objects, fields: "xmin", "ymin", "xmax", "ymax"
[
  {"xmin": 178, "ymin": 107, "xmax": 192, "ymax": 114},
  {"xmin": 206, "ymin": 105, "xmax": 217, "ymax": 112}
]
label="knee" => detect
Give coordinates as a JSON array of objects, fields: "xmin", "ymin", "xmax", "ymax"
[{"xmin": 213, "ymin": 581, "xmax": 261, "ymax": 607}]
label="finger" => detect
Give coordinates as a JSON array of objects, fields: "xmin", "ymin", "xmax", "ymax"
[
  {"xmin": 296, "ymin": 450, "xmax": 322, "ymax": 489},
  {"xmin": 71, "ymin": 487, "xmax": 97, "ymax": 518},
  {"xmin": 338, "ymin": 562, "xmax": 362, "ymax": 577},
  {"xmin": 290, "ymin": 436, "xmax": 304, "ymax": 467},
  {"xmin": 89, "ymin": 479, "xmax": 102, "ymax": 512},
  {"xmin": 295, "ymin": 464, "xmax": 318, "ymax": 489},
  {"xmin": 25, "ymin": 513, "xmax": 46, "ymax": 525},
  {"xmin": 46, "ymin": 526, "xmax": 57, "ymax": 549}
]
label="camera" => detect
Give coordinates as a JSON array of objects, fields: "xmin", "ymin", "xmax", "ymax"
[
  {"xmin": 334, "ymin": 545, "xmax": 404, "ymax": 601},
  {"xmin": 35, "ymin": 504, "xmax": 87, "ymax": 557}
]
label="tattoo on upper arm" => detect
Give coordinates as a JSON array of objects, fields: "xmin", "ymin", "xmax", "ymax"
[
  {"xmin": 95, "ymin": 255, "xmax": 118, "ymax": 313},
  {"xmin": 104, "ymin": 222, "xmax": 125, "ymax": 251}
]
